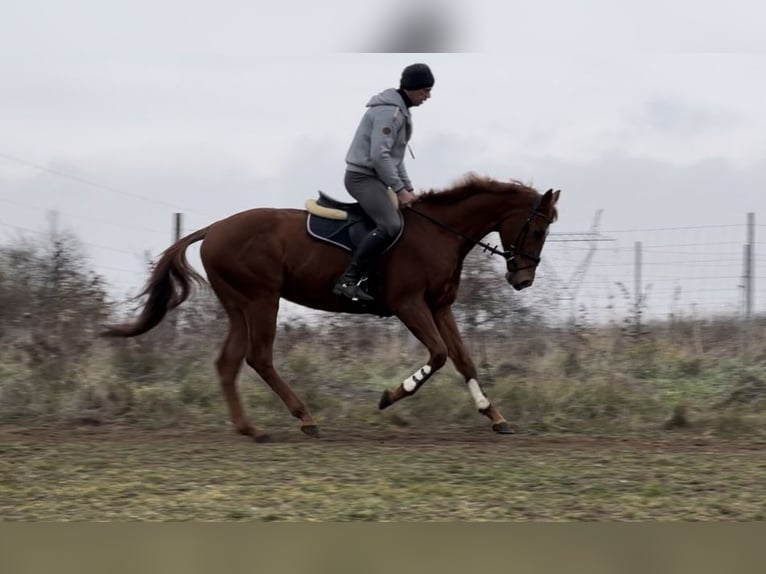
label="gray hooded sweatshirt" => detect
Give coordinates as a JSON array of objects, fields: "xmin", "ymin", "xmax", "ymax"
[{"xmin": 345, "ymin": 88, "xmax": 413, "ymax": 192}]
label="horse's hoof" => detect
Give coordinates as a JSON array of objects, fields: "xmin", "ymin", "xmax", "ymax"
[
  {"xmin": 378, "ymin": 390, "xmax": 393, "ymax": 410},
  {"xmin": 301, "ymin": 424, "xmax": 321, "ymax": 438},
  {"xmin": 492, "ymin": 421, "xmax": 515, "ymax": 434},
  {"xmin": 235, "ymin": 425, "xmax": 256, "ymax": 437},
  {"xmin": 253, "ymin": 432, "xmax": 273, "ymax": 443}
]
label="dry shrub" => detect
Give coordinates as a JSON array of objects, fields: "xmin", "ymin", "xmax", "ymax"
[{"xmin": 2, "ymin": 226, "xmax": 766, "ymax": 436}]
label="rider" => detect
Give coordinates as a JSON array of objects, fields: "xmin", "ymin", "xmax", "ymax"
[{"xmin": 333, "ymin": 63, "xmax": 435, "ymax": 303}]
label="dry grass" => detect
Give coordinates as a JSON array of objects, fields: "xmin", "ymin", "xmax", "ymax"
[
  {"xmin": 2, "ymin": 427, "xmax": 766, "ymax": 521},
  {"xmin": 3, "ymin": 315, "xmax": 766, "ymax": 439}
]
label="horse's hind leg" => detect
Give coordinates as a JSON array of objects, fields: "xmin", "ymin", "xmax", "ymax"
[
  {"xmin": 215, "ymin": 302, "xmax": 272, "ymax": 442},
  {"xmin": 243, "ymin": 297, "xmax": 319, "ymax": 437}
]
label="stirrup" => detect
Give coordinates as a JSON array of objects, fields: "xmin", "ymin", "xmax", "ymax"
[{"xmin": 333, "ymin": 279, "xmax": 375, "ymax": 303}]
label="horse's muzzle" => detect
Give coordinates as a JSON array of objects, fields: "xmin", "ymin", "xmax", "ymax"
[{"xmin": 506, "ymin": 271, "xmax": 534, "ymax": 291}]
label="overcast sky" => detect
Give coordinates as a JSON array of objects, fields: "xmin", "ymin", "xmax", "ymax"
[{"xmin": 2, "ymin": 1, "xmax": 765, "ymax": 318}]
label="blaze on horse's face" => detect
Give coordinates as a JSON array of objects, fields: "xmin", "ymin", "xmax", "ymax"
[{"xmin": 499, "ymin": 188, "xmax": 560, "ymax": 291}]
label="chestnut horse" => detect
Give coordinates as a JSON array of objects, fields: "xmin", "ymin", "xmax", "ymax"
[{"xmin": 104, "ymin": 175, "xmax": 560, "ymax": 441}]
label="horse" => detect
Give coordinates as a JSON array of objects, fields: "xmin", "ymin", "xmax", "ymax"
[{"xmin": 103, "ymin": 174, "xmax": 560, "ymax": 442}]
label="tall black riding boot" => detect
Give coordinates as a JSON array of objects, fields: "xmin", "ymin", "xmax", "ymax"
[{"xmin": 333, "ymin": 230, "xmax": 391, "ymax": 303}]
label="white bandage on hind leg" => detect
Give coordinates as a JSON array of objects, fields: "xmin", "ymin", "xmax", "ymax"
[
  {"xmin": 403, "ymin": 365, "xmax": 432, "ymax": 393},
  {"xmin": 468, "ymin": 378, "xmax": 490, "ymax": 410}
]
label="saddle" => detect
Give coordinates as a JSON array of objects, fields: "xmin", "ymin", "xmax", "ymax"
[
  {"xmin": 304, "ymin": 190, "xmax": 400, "ymax": 317},
  {"xmin": 304, "ymin": 190, "xmax": 399, "ymax": 252}
]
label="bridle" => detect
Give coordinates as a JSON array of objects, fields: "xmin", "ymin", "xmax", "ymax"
[{"xmin": 405, "ymin": 194, "xmax": 552, "ymax": 272}]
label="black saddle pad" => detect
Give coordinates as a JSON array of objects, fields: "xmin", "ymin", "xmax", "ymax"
[
  {"xmin": 306, "ymin": 213, "xmax": 373, "ymax": 252},
  {"xmin": 305, "ymin": 191, "xmax": 403, "ymax": 253}
]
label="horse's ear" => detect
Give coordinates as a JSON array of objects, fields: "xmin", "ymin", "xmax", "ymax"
[{"xmin": 541, "ymin": 188, "xmax": 560, "ymax": 207}]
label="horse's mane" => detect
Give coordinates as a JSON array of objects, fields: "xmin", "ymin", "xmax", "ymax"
[{"xmin": 416, "ymin": 173, "xmax": 538, "ymax": 205}]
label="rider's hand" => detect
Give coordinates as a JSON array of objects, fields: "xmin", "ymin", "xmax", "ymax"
[{"xmin": 397, "ymin": 189, "xmax": 416, "ymax": 206}]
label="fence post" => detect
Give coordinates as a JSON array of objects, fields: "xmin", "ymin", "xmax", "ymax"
[
  {"xmin": 171, "ymin": 213, "xmax": 183, "ymax": 340},
  {"xmin": 744, "ymin": 212, "xmax": 755, "ymax": 350},
  {"xmin": 634, "ymin": 240, "xmax": 642, "ymax": 333},
  {"xmin": 174, "ymin": 213, "xmax": 183, "ymax": 242}
]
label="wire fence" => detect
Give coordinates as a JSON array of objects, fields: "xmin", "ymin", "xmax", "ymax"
[
  {"xmin": 539, "ymin": 223, "xmax": 762, "ymax": 322},
  {"xmin": 2, "ymin": 152, "xmax": 762, "ymax": 323}
]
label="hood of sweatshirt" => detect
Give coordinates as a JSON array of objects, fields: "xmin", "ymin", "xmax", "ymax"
[{"xmin": 366, "ymin": 88, "xmax": 410, "ymax": 118}]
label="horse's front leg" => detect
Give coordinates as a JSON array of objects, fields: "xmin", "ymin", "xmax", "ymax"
[
  {"xmin": 433, "ymin": 306, "xmax": 513, "ymax": 434},
  {"xmin": 379, "ymin": 302, "xmax": 448, "ymax": 409}
]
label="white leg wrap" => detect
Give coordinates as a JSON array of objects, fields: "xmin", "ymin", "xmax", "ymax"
[
  {"xmin": 468, "ymin": 378, "xmax": 490, "ymax": 410},
  {"xmin": 403, "ymin": 365, "xmax": 432, "ymax": 393}
]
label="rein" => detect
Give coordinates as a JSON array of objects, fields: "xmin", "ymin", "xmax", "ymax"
[
  {"xmin": 405, "ymin": 205, "xmax": 511, "ymax": 259},
  {"xmin": 405, "ymin": 195, "xmax": 551, "ymax": 269}
]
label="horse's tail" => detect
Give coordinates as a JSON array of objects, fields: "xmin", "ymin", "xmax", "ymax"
[{"xmin": 101, "ymin": 226, "xmax": 211, "ymax": 338}]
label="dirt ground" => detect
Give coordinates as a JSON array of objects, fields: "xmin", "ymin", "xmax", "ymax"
[
  {"xmin": 2, "ymin": 423, "xmax": 764, "ymax": 452},
  {"xmin": 3, "ymin": 424, "xmax": 765, "ymax": 520}
]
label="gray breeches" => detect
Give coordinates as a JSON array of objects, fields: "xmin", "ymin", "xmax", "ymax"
[{"xmin": 344, "ymin": 171, "xmax": 403, "ymax": 240}]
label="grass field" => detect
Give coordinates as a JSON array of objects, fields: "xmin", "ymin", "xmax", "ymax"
[{"xmin": 2, "ymin": 425, "xmax": 765, "ymax": 521}]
